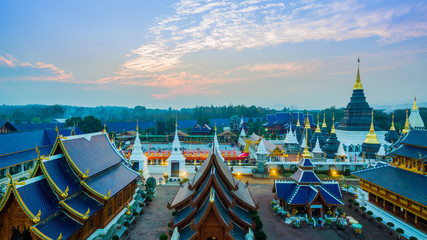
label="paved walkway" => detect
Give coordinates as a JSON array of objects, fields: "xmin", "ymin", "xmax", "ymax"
[
  {"xmin": 122, "ymin": 185, "xmax": 177, "ymax": 240},
  {"xmin": 364, "ymin": 202, "xmax": 426, "ymax": 240}
]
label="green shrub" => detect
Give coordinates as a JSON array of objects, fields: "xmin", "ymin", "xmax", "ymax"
[
  {"xmin": 254, "ymin": 230, "xmax": 267, "ymax": 240},
  {"xmin": 172, "ymin": 211, "xmax": 177, "ymax": 216},
  {"xmin": 361, "ymin": 206, "xmax": 366, "ymax": 211},
  {"xmin": 409, "ymin": 237, "xmax": 418, "ymax": 240},
  {"xmin": 348, "ymin": 199, "xmax": 353, "ymax": 203},
  {"xmin": 367, "ymin": 211, "xmax": 373, "ymax": 216},
  {"xmin": 396, "ymin": 228, "xmax": 404, "ymax": 234},
  {"xmin": 159, "ymin": 234, "xmax": 168, "ymax": 240},
  {"xmin": 255, "ymin": 219, "xmax": 263, "ymax": 231},
  {"xmin": 387, "ymin": 222, "xmax": 394, "ymax": 228},
  {"xmin": 112, "ymin": 235, "xmax": 119, "ymax": 240},
  {"xmin": 250, "ymin": 209, "xmax": 258, "ymax": 216},
  {"xmin": 376, "ymin": 217, "xmax": 383, "ymax": 222},
  {"xmin": 354, "ymin": 202, "xmax": 360, "ymax": 207},
  {"xmin": 124, "ymin": 221, "xmax": 130, "ymax": 227},
  {"xmin": 168, "ymin": 222, "xmax": 171, "ymax": 227},
  {"xmin": 133, "ymin": 212, "xmax": 138, "ymax": 217},
  {"xmin": 252, "ymin": 214, "xmax": 260, "ymax": 221},
  {"xmin": 337, "ymin": 208, "xmax": 343, "ymax": 214},
  {"xmin": 146, "ymin": 196, "xmax": 152, "ymax": 202},
  {"xmin": 344, "ymin": 169, "xmax": 351, "ymax": 176}
]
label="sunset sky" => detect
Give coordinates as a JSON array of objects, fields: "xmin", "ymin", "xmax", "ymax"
[{"xmin": 1, "ymin": 0, "xmax": 426, "ymax": 109}]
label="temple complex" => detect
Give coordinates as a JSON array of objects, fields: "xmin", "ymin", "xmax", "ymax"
[
  {"xmin": 168, "ymin": 144, "xmax": 258, "ymax": 240},
  {"xmin": 335, "ymin": 59, "xmax": 387, "ymax": 159},
  {"xmin": 273, "ymin": 131, "xmax": 343, "ymax": 217},
  {"xmin": 352, "ymin": 128, "xmax": 427, "ymax": 231},
  {"xmin": 0, "ymin": 130, "xmax": 140, "ymax": 239}
]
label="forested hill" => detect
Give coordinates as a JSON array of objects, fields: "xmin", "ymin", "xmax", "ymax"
[{"xmin": 0, "ymin": 104, "xmax": 426, "ymax": 132}]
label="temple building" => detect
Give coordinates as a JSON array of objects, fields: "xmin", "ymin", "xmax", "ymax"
[
  {"xmin": 168, "ymin": 144, "xmax": 258, "ymax": 240},
  {"xmin": 129, "ymin": 123, "xmax": 150, "ymax": 179},
  {"xmin": 167, "ymin": 122, "xmax": 186, "ymax": 178},
  {"xmin": 0, "ymin": 120, "xmax": 17, "ymax": 133},
  {"xmin": 263, "ymin": 112, "xmax": 315, "ymax": 134},
  {"xmin": 311, "ymin": 138, "xmax": 324, "ymax": 162},
  {"xmin": 0, "ymin": 130, "xmax": 140, "ymax": 239},
  {"xmin": 283, "ymin": 123, "xmax": 299, "ymax": 153},
  {"xmin": 352, "ymin": 128, "xmax": 427, "ymax": 231},
  {"xmin": 408, "ymin": 97, "xmax": 425, "ymax": 129},
  {"xmin": 385, "ymin": 113, "xmax": 399, "ymax": 144},
  {"xmin": 360, "ymin": 111, "xmax": 381, "ymax": 159},
  {"xmin": 335, "ymin": 59, "xmax": 387, "ymax": 159},
  {"xmin": 310, "ymin": 114, "xmax": 326, "ymax": 150},
  {"xmin": 273, "ymin": 132, "xmax": 343, "ymax": 217},
  {"xmin": 322, "ymin": 114, "xmax": 341, "ymax": 159}
]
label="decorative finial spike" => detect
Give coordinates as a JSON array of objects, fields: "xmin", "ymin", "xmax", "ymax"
[{"xmin": 354, "ymin": 57, "xmax": 363, "ymax": 90}]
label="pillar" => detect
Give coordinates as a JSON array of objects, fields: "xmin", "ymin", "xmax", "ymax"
[
  {"xmin": 308, "ymin": 208, "xmax": 312, "ymax": 218},
  {"xmin": 383, "ymin": 199, "xmax": 386, "ymax": 208},
  {"xmin": 405, "ymin": 210, "xmax": 407, "ymax": 222},
  {"xmin": 332, "ymin": 207, "xmax": 336, "ymax": 217},
  {"xmin": 291, "ymin": 206, "xmax": 296, "ymax": 216}
]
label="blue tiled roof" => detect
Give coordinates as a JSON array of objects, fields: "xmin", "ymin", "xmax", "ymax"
[
  {"xmin": 84, "ymin": 163, "xmax": 139, "ymax": 197},
  {"xmin": 45, "ymin": 127, "xmax": 82, "ymax": 144},
  {"xmin": 265, "ymin": 114, "xmax": 276, "ymax": 125},
  {"xmin": 15, "ymin": 123, "xmax": 66, "ymax": 131},
  {"xmin": 274, "ymin": 112, "xmax": 291, "ymax": 125},
  {"xmin": 105, "ymin": 121, "xmax": 156, "ymax": 132},
  {"xmin": 62, "ymin": 191, "xmax": 103, "ymax": 217},
  {"xmin": 275, "ymin": 182, "xmax": 297, "ymax": 201},
  {"xmin": 401, "ymin": 129, "xmax": 427, "ymax": 148},
  {"xmin": 306, "ymin": 187, "xmax": 318, "ymax": 204},
  {"xmin": 298, "ymin": 158, "xmax": 314, "ymax": 168},
  {"xmin": 194, "ymin": 195, "xmax": 210, "ymax": 225},
  {"xmin": 319, "ymin": 186, "xmax": 343, "ymax": 205},
  {"xmin": 177, "ymin": 120, "xmax": 198, "ymax": 129},
  {"xmin": 43, "ymin": 157, "xmax": 81, "ymax": 196},
  {"xmin": 214, "ymin": 171, "xmax": 233, "ymax": 203},
  {"xmin": 214, "ymin": 193, "xmax": 230, "ymax": 224},
  {"xmin": 179, "ymin": 225, "xmax": 196, "ymax": 240},
  {"xmin": 389, "ymin": 144, "xmax": 427, "ymax": 161},
  {"xmin": 62, "ymin": 134, "xmax": 122, "ymax": 177},
  {"xmin": 0, "ymin": 130, "xmax": 50, "ymax": 156},
  {"xmin": 352, "ymin": 166, "xmax": 427, "ymax": 206},
  {"xmin": 299, "ymin": 171, "xmax": 321, "ymax": 183},
  {"xmin": 210, "ymin": 118, "xmax": 231, "ymax": 127},
  {"xmin": 0, "ymin": 121, "xmax": 7, "ymax": 127},
  {"xmin": 191, "ymin": 124, "xmax": 211, "ymax": 133},
  {"xmin": 16, "ymin": 177, "xmax": 60, "ymax": 221},
  {"xmin": 230, "ymin": 205, "xmax": 251, "ymax": 225},
  {"xmin": 194, "ymin": 172, "xmax": 211, "ymax": 201},
  {"xmin": 33, "ymin": 211, "xmax": 82, "ymax": 240},
  {"xmin": 0, "ymin": 145, "xmax": 51, "ymax": 170},
  {"xmin": 174, "ymin": 205, "xmax": 195, "ymax": 224},
  {"xmin": 230, "ymin": 222, "xmax": 247, "ymax": 240},
  {"xmin": 289, "ymin": 186, "xmax": 309, "ymax": 204},
  {"xmin": 321, "ymin": 183, "xmax": 343, "ymax": 200}
]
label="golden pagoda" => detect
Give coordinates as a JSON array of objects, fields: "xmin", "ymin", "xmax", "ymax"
[
  {"xmin": 402, "ymin": 108, "xmax": 410, "ymax": 135},
  {"xmin": 364, "ymin": 110, "xmax": 380, "ymax": 144},
  {"xmin": 354, "ymin": 58, "xmax": 363, "ymax": 90}
]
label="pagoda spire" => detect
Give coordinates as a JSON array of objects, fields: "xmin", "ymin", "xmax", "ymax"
[
  {"xmin": 315, "ymin": 113, "xmax": 321, "ymax": 133},
  {"xmin": 302, "ymin": 125, "xmax": 311, "ymax": 159},
  {"xmin": 354, "ymin": 58, "xmax": 363, "ymax": 90},
  {"xmin": 363, "ymin": 110, "xmax": 380, "ymax": 144},
  {"xmin": 331, "ymin": 112, "xmax": 336, "ymax": 134},
  {"xmin": 305, "ymin": 112, "xmax": 310, "ymax": 129},
  {"xmin": 412, "ymin": 95, "xmax": 418, "ymax": 110},
  {"xmin": 402, "ymin": 108, "xmax": 410, "ymax": 135},
  {"xmin": 322, "ymin": 111, "xmax": 327, "ymax": 128},
  {"xmin": 390, "ymin": 113, "xmax": 396, "ymax": 131},
  {"xmin": 296, "ymin": 112, "xmax": 300, "ymax": 127}
]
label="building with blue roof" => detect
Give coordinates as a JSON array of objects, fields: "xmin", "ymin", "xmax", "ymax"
[
  {"xmin": 0, "ymin": 120, "xmax": 17, "ymax": 133},
  {"xmin": 352, "ymin": 128, "xmax": 427, "ymax": 231},
  {"xmin": 0, "ymin": 131, "xmax": 141, "ymax": 239},
  {"xmin": 273, "ymin": 154, "xmax": 343, "ymax": 217},
  {"xmin": 263, "ymin": 112, "xmax": 316, "ymax": 134}
]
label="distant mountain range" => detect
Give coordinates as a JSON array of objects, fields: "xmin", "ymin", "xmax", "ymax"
[{"xmin": 372, "ymin": 102, "xmax": 427, "ymax": 112}]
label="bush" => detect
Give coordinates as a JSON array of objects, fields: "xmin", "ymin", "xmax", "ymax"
[
  {"xmin": 112, "ymin": 235, "xmax": 119, "ymax": 240},
  {"xmin": 387, "ymin": 222, "xmax": 394, "ymax": 228},
  {"xmin": 354, "ymin": 202, "xmax": 360, "ymax": 207},
  {"xmin": 367, "ymin": 211, "xmax": 373, "ymax": 216},
  {"xmin": 348, "ymin": 199, "xmax": 354, "ymax": 203},
  {"xmin": 254, "ymin": 230, "xmax": 267, "ymax": 240},
  {"xmin": 159, "ymin": 234, "xmax": 168, "ymax": 240},
  {"xmin": 172, "ymin": 211, "xmax": 177, "ymax": 216},
  {"xmin": 409, "ymin": 237, "xmax": 418, "ymax": 240},
  {"xmin": 133, "ymin": 212, "xmax": 138, "ymax": 217},
  {"xmin": 255, "ymin": 219, "xmax": 263, "ymax": 231},
  {"xmin": 250, "ymin": 209, "xmax": 258, "ymax": 216},
  {"xmin": 146, "ymin": 196, "xmax": 152, "ymax": 202},
  {"xmin": 168, "ymin": 222, "xmax": 171, "ymax": 228},
  {"xmin": 361, "ymin": 206, "xmax": 366, "ymax": 211},
  {"xmin": 337, "ymin": 208, "xmax": 343, "ymax": 214},
  {"xmin": 124, "ymin": 221, "xmax": 130, "ymax": 227},
  {"xmin": 252, "ymin": 214, "xmax": 260, "ymax": 221},
  {"xmin": 344, "ymin": 169, "xmax": 351, "ymax": 176},
  {"xmin": 376, "ymin": 217, "xmax": 383, "ymax": 222},
  {"xmin": 396, "ymin": 228, "xmax": 404, "ymax": 234}
]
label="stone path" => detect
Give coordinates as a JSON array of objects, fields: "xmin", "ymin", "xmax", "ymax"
[{"xmin": 122, "ymin": 185, "xmax": 177, "ymax": 240}]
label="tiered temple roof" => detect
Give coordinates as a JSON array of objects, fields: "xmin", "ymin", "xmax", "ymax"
[
  {"xmin": 408, "ymin": 97, "xmax": 425, "ymax": 129},
  {"xmin": 385, "ymin": 113, "xmax": 399, "ymax": 144},
  {"xmin": 168, "ymin": 145, "xmax": 257, "ymax": 240},
  {"xmin": 323, "ymin": 114, "xmax": 340, "ymax": 159},
  {"xmin": 310, "ymin": 114, "xmax": 326, "ymax": 149},
  {"xmin": 0, "ymin": 131, "xmax": 140, "ymax": 239}
]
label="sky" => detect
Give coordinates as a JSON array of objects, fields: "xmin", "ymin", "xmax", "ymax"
[{"xmin": 0, "ymin": 0, "xmax": 426, "ymax": 110}]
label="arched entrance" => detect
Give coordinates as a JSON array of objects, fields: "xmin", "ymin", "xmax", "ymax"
[{"xmin": 10, "ymin": 227, "xmax": 32, "ymax": 240}]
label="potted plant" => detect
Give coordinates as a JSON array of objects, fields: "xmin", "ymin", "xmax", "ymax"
[
  {"xmin": 348, "ymin": 199, "xmax": 354, "ymax": 208},
  {"xmin": 160, "ymin": 234, "xmax": 168, "ymax": 240},
  {"xmin": 353, "ymin": 202, "xmax": 360, "ymax": 212},
  {"xmin": 367, "ymin": 211, "xmax": 373, "ymax": 221},
  {"xmin": 409, "ymin": 237, "xmax": 418, "ymax": 240},
  {"xmin": 396, "ymin": 228, "xmax": 404, "ymax": 239},
  {"xmin": 360, "ymin": 206, "xmax": 366, "ymax": 216},
  {"xmin": 273, "ymin": 206, "xmax": 279, "ymax": 215},
  {"xmin": 387, "ymin": 222, "xmax": 394, "ymax": 234},
  {"xmin": 308, "ymin": 218, "xmax": 314, "ymax": 228},
  {"xmin": 375, "ymin": 217, "xmax": 383, "ymax": 228}
]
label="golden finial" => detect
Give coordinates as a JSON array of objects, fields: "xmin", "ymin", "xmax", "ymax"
[
  {"xmin": 305, "ymin": 112, "xmax": 310, "ymax": 129},
  {"xmin": 215, "ymin": 121, "xmax": 217, "ymax": 132},
  {"xmin": 83, "ymin": 168, "xmax": 89, "ymax": 178},
  {"xmin": 315, "ymin": 113, "xmax": 321, "ymax": 133},
  {"xmin": 354, "ymin": 57, "xmax": 363, "ymax": 90},
  {"xmin": 57, "ymin": 233, "xmax": 62, "ymax": 240},
  {"xmin": 322, "ymin": 111, "xmax": 327, "ymax": 128},
  {"xmin": 296, "ymin": 112, "xmax": 300, "ymax": 127},
  {"xmin": 83, "ymin": 208, "xmax": 90, "ymax": 220},
  {"xmin": 126, "ymin": 204, "xmax": 131, "ymax": 215},
  {"xmin": 364, "ymin": 110, "xmax": 379, "ymax": 144},
  {"xmin": 412, "ymin": 95, "xmax": 418, "ymax": 110},
  {"xmin": 330, "ymin": 112, "xmax": 336, "ymax": 134},
  {"xmin": 102, "ymin": 123, "xmax": 106, "ymax": 133},
  {"xmin": 139, "ymin": 169, "xmax": 144, "ymax": 176},
  {"xmin": 402, "ymin": 108, "xmax": 410, "ymax": 134},
  {"xmin": 55, "ymin": 125, "xmax": 59, "ymax": 134},
  {"xmin": 210, "ymin": 188, "xmax": 214, "ymax": 203},
  {"xmin": 390, "ymin": 112, "xmax": 396, "ymax": 131},
  {"xmin": 6, "ymin": 171, "xmax": 12, "ymax": 182},
  {"xmin": 136, "ymin": 119, "xmax": 139, "ymax": 131},
  {"xmin": 33, "ymin": 209, "xmax": 41, "ymax": 223},
  {"xmin": 35, "ymin": 145, "xmax": 40, "ymax": 157},
  {"xmin": 175, "ymin": 116, "xmax": 178, "ymax": 128},
  {"xmin": 61, "ymin": 186, "xmax": 69, "ymax": 198},
  {"xmin": 302, "ymin": 124, "xmax": 311, "ymax": 159},
  {"xmin": 104, "ymin": 190, "xmax": 111, "ymax": 200}
]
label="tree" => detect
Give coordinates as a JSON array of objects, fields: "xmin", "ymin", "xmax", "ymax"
[
  {"xmin": 156, "ymin": 120, "xmax": 166, "ymax": 135},
  {"xmin": 77, "ymin": 116, "xmax": 102, "ymax": 133},
  {"xmin": 66, "ymin": 117, "xmax": 83, "ymax": 127}
]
